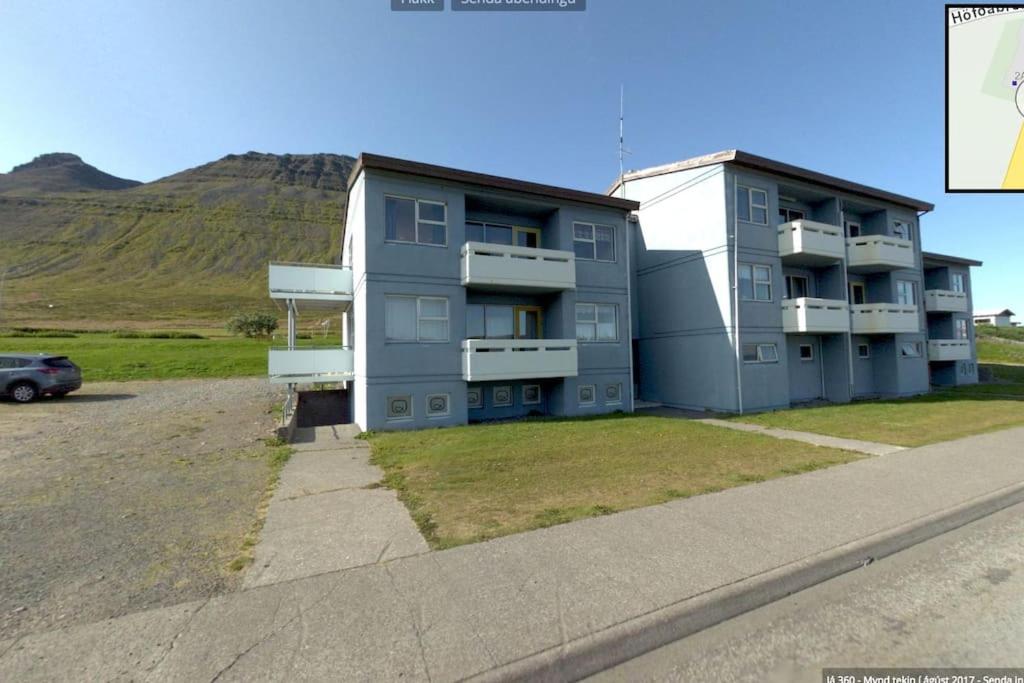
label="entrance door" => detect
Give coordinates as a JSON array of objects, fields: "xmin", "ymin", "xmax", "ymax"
[
  {"xmin": 514, "ymin": 306, "xmax": 543, "ymax": 339},
  {"xmin": 514, "ymin": 227, "xmax": 541, "ymax": 249},
  {"xmin": 849, "ymin": 282, "xmax": 866, "ymax": 305}
]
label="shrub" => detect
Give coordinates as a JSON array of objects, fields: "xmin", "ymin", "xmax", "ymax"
[{"xmin": 226, "ymin": 312, "xmax": 279, "ymax": 338}]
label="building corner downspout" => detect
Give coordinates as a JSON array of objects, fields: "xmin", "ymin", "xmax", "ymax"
[{"xmin": 731, "ymin": 178, "xmax": 744, "ymax": 415}]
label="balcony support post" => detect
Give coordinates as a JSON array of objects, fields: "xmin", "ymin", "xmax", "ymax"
[{"xmin": 287, "ymin": 299, "xmax": 297, "ymax": 351}]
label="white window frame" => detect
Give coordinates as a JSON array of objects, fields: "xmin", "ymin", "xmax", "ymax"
[
  {"xmin": 425, "ymin": 393, "xmax": 450, "ymax": 418},
  {"xmin": 956, "ymin": 318, "xmax": 969, "ymax": 340},
  {"xmin": 951, "ymin": 273, "xmax": 966, "ymax": 294},
  {"xmin": 522, "ymin": 384, "xmax": 541, "ymax": 405},
  {"xmin": 845, "ymin": 221, "xmax": 861, "ymax": 238},
  {"xmin": 737, "ymin": 185, "xmax": 769, "ymax": 225},
  {"xmin": 572, "ymin": 222, "xmax": 616, "ymax": 262},
  {"xmin": 575, "ymin": 303, "xmax": 619, "ymax": 342},
  {"xmin": 896, "ymin": 280, "xmax": 917, "ymax": 306},
  {"xmin": 891, "ymin": 219, "xmax": 912, "ymax": 241},
  {"xmin": 799, "ymin": 344, "xmax": 814, "ymax": 361},
  {"xmin": 857, "ymin": 343, "xmax": 871, "ymax": 359},
  {"xmin": 384, "ymin": 195, "xmax": 448, "ymax": 247},
  {"xmin": 740, "ymin": 264, "xmax": 773, "ymax": 302},
  {"xmin": 743, "ymin": 343, "xmax": 779, "ymax": 364},
  {"xmin": 384, "ymin": 295, "xmax": 449, "ymax": 343},
  {"xmin": 492, "ymin": 385, "xmax": 513, "ymax": 408},
  {"xmin": 577, "ymin": 384, "xmax": 596, "ymax": 406},
  {"xmin": 467, "ymin": 387, "xmax": 483, "ymax": 409},
  {"xmin": 900, "ymin": 342, "xmax": 923, "ymax": 358}
]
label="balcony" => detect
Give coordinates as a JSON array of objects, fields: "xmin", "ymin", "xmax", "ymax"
[
  {"xmin": 924, "ymin": 289, "xmax": 969, "ymax": 313},
  {"xmin": 781, "ymin": 298, "xmax": 850, "ymax": 334},
  {"xmin": 268, "ymin": 347, "xmax": 354, "ymax": 384},
  {"xmin": 928, "ymin": 339, "xmax": 972, "ymax": 362},
  {"xmin": 269, "ymin": 263, "xmax": 353, "ymax": 305},
  {"xmin": 850, "ymin": 304, "xmax": 920, "ymax": 334},
  {"xmin": 461, "ymin": 242, "xmax": 575, "ymax": 292},
  {"xmin": 777, "ymin": 220, "xmax": 846, "ymax": 266},
  {"xmin": 846, "ymin": 236, "xmax": 915, "ymax": 273},
  {"xmin": 461, "ymin": 339, "xmax": 578, "ymax": 382}
]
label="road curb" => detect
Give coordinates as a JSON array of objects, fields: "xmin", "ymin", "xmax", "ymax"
[{"xmin": 469, "ymin": 480, "xmax": 1024, "ymax": 683}]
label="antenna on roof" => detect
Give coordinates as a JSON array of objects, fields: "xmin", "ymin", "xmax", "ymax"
[{"xmin": 618, "ymin": 84, "xmax": 631, "ymax": 199}]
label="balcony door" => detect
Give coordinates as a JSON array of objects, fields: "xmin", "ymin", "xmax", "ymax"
[
  {"xmin": 785, "ymin": 275, "xmax": 809, "ymax": 300},
  {"xmin": 849, "ymin": 282, "xmax": 866, "ymax": 305},
  {"xmin": 514, "ymin": 306, "xmax": 543, "ymax": 340},
  {"xmin": 514, "ymin": 227, "xmax": 541, "ymax": 249}
]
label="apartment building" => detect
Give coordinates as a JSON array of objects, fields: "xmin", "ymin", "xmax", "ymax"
[
  {"xmin": 269, "ymin": 154, "xmax": 638, "ymax": 431},
  {"xmin": 612, "ymin": 150, "xmax": 981, "ymax": 413}
]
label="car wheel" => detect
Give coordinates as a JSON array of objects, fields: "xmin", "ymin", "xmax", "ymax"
[{"xmin": 10, "ymin": 382, "xmax": 38, "ymax": 403}]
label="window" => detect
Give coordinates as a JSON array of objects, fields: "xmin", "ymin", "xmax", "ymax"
[
  {"xmin": 952, "ymin": 273, "xmax": 966, "ymax": 293},
  {"xmin": 575, "ymin": 303, "xmax": 618, "ymax": 342},
  {"xmin": 742, "ymin": 343, "xmax": 779, "ymax": 363},
  {"xmin": 466, "ymin": 304, "xmax": 514, "ymax": 339},
  {"xmin": 425, "ymin": 394, "xmax": 450, "ymax": 418},
  {"xmin": 573, "ymin": 222, "xmax": 615, "ymax": 261},
  {"xmin": 778, "ymin": 207, "xmax": 805, "ymax": 223},
  {"xmin": 578, "ymin": 384, "xmax": 596, "ymax": 405},
  {"xmin": 849, "ymin": 282, "xmax": 866, "ymax": 305},
  {"xmin": 785, "ymin": 275, "xmax": 809, "ymax": 300},
  {"xmin": 605, "ymin": 383, "xmax": 622, "ymax": 404},
  {"xmin": 845, "ymin": 221, "xmax": 861, "ymax": 238},
  {"xmin": 892, "ymin": 220, "xmax": 912, "ymax": 241},
  {"xmin": 900, "ymin": 342, "xmax": 922, "ymax": 358},
  {"xmin": 737, "ymin": 185, "xmax": 768, "ymax": 225},
  {"xmin": 956, "ymin": 319, "xmax": 969, "ymax": 339},
  {"xmin": 896, "ymin": 280, "xmax": 917, "ymax": 306},
  {"xmin": 465, "ymin": 221, "xmax": 512, "ymax": 245},
  {"xmin": 493, "ymin": 386, "xmax": 513, "ymax": 408},
  {"xmin": 799, "ymin": 344, "xmax": 814, "ymax": 361},
  {"xmin": 385, "ymin": 196, "xmax": 447, "ymax": 246},
  {"xmin": 467, "ymin": 387, "xmax": 483, "ymax": 409},
  {"xmin": 385, "ymin": 296, "xmax": 449, "ymax": 342},
  {"xmin": 739, "ymin": 264, "xmax": 772, "ymax": 301},
  {"xmin": 522, "ymin": 385, "xmax": 541, "ymax": 405},
  {"xmin": 386, "ymin": 395, "xmax": 413, "ymax": 420},
  {"xmin": 857, "ymin": 343, "xmax": 871, "ymax": 359}
]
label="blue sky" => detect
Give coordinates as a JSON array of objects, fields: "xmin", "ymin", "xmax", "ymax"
[{"xmin": 1, "ymin": 0, "xmax": 1020, "ymax": 314}]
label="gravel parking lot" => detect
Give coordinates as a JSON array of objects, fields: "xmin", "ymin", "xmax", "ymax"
[{"xmin": 0, "ymin": 378, "xmax": 282, "ymax": 641}]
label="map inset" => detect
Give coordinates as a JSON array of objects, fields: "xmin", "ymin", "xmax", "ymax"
[{"xmin": 947, "ymin": 5, "xmax": 1024, "ymax": 190}]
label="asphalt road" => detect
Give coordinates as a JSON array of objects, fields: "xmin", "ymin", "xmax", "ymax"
[{"xmin": 591, "ymin": 501, "xmax": 1024, "ymax": 682}]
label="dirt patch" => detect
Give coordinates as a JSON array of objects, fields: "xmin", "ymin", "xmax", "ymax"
[{"xmin": 0, "ymin": 378, "xmax": 283, "ymax": 641}]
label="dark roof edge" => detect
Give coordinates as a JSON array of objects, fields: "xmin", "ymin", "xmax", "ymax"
[
  {"xmin": 922, "ymin": 251, "xmax": 983, "ymax": 267},
  {"xmin": 348, "ymin": 153, "xmax": 639, "ymax": 212},
  {"xmin": 610, "ymin": 149, "xmax": 934, "ymax": 212}
]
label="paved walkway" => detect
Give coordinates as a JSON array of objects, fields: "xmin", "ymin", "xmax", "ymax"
[
  {"xmin": 243, "ymin": 425, "xmax": 428, "ymax": 589},
  {"xmin": 3, "ymin": 427, "xmax": 1024, "ymax": 681}
]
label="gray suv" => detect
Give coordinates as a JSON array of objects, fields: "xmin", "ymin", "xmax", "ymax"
[{"xmin": 0, "ymin": 354, "xmax": 83, "ymax": 403}]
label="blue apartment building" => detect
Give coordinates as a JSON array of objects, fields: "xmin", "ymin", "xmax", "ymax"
[{"xmin": 269, "ymin": 154, "xmax": 638, "ymax": 431}]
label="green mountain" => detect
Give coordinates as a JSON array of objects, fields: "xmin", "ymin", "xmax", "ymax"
[{"xmin": 0, "ymin": 152, "xmax": 354, "ymax": 327}]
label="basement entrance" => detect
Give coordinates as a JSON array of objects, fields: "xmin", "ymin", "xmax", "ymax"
[{"xmin": 295, "ymin": 388, "xmax": 351, "ymax": 427}]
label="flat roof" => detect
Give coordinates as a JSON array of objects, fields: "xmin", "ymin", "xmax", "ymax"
[
  {"xmin": 608, "ymin": 149, "xmax": 934, "ymax": 212},
  {"xmin": 922, "ymin": 251, "xmax": 983, "ymax": 267},
  {"xmin": 349, "ymin": 153, "xmax": 639, "ymax": 212}
]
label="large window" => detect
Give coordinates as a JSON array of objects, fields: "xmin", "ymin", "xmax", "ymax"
[
  {"xmin": 892, "ymin": 220, "xmax": 912, "ymax": 241},
  {"xmin": 385, "ymin": 295, "xmax": 449, "ymax": 342},
  {"xmin": 956, "ymin": 318, "xmax": 970, "ymax": 339},
  {"xmin": 900, "ymin": 342, "xmax": 923, "ymax": 358},
  {"xmin": 896, "ymin": 280, "xmax": 917, "ymax": 306},
  {"xmin": 740, "ymin": 264, "xmax": 773, "ymax": 301},
  {"xmin": 576, "ymin": 303, "xmax": 618, "ymax": 342},
  {"xmin": 573, "ymin": 222, "xmax": 615, "ymax": 261},
  {"xmin": 778, "ymin": 207, "xmax": 805, "ymax": 223},
  {"xmin": 465, "ymin": 304, "xmax": 514, "ymax": 339},
  {"xmin": 952, "ymin": 273, "xmax": 966, "ymax": 293},
  {"xmin": 737, "ymin": 185, "xmax": 768, "ymax": 225},
  {"xmin": 385, "ymin": 196, "xmax": 447, "ymax": 246},
  {"xmin": 465, "ymin": 221, "xmax": 512, "ymax": 245},
  {"xmin": 742, "ymin": 343, "xmax": 779, "ymax": 363}
]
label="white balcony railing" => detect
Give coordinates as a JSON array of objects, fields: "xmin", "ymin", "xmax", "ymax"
[
  {"xmin": 781, "ymin": 297, "xmax": 850, "ymax": 334},
  {"xmin": 846, "ymin": 236, "xmax": 915, "ymax": 272},
  {"xmin": 850, "ymin": 304, "xmax": 920, "ymax": 334},
  {"xmin": 269, "ymin": 263, "xmax": 353, "ymax": 302},
  {"xmin": 924, "ymin": 289, "xmax": 969, "ymax": 313},
  {"xmin": 461, "ymin": 242, "xmax": 575, "ymax": 291},
  {"xmin": 268, "ymin": 347, "xmax": 354, "ymax": 384},
  {"xmin": 461, "ymin": 339, "xmax": 578, "ymax": 382},
  {"xmin": 927, "ymin": 339, "xmax": 972, "ymax": 362},
  {"xmin": 777, "ymin": 220, "xmax": 846, "ymax": 264}
]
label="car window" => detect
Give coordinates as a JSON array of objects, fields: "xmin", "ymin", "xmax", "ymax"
[
  {"xmin": 42, "ymin": 357, "xmax": 75, "ymax": 368},
  {"xmin": 0, "ymin": 358, "xmax": 13, "ymax": 369}
]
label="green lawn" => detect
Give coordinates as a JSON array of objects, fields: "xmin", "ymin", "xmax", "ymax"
[
  {"xmin": 977, "ymin": 339, "xmax": 1024, "ymax": 365},
  {"xmin": 0, "ymin": 329, "xmax": 338, "ymax": 381},
  {"xmin": 367, "ymin": 413, "xmax": 860, "ymax": 548}
]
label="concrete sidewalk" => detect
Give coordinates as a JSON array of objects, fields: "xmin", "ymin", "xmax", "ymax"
[{"xmin": 4, "ymin": 427, "xmax": 1024, "ymax": 681}]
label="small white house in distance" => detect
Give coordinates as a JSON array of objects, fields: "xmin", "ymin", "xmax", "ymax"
[{"xmin": 973, "ymin": 309, "xmax": 1017, "ymax": 327}]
